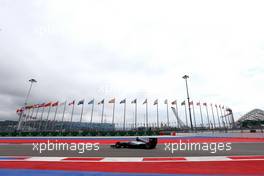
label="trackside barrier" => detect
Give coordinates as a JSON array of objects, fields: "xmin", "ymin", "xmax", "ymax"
[
  {"xmin": 0, "ymin": 131, "xmax": 263, "ymax": 138},
  {"xmin": 0, "ymin": 131, "xmax": 160, "ymax": 137},
  {"xmin": 173, "ymin": 132, "xmax": 264, "ymax": 138}
]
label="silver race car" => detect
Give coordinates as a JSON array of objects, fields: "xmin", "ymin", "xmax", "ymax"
[{"xmin": 111, "ymin": 137, "xmax": 158, "ymax": 149}]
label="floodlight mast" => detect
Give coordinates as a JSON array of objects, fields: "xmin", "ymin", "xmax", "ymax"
[
  {"xmin": 17, "ymin": 78, "xmax": 37, "ymax": 131},
  {"xmin": 182, "ymin": 75, "xmax": 194, "ymax": 131}
]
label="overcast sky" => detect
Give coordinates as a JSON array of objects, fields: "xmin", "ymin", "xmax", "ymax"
[{"xmin": 0, "ymin": 0, "xmax": 263, "ymax": 124}]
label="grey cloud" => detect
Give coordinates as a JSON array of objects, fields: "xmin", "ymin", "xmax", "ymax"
[{"xmin": 1, "ymin": 0, "xmax": 264, "ymax": 122}]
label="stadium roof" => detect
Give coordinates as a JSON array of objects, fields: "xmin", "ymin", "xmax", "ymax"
[{"xmin": 237, "ymin": 109, "xmax": 264, "ymax": 122}]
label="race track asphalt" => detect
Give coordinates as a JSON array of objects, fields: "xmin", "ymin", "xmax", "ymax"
[{"xmin": 0, "ymin": 142, "xmax": 263, "ymax": 157}]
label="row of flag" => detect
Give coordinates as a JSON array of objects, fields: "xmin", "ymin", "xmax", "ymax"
[
  {"xmin": 16, "ymin": 101, "xmax": 65, "ymax": 113},
  {"xmin": 181, "ymin": 101, "xmax": 226, "ymax": 109},
  {"xmin": 16, "ymin": 98, "xmax": 233, "ymax": 131},
  {"xmin": 17, "ymin": 99, "xmax": 227, "ymax": 113}
]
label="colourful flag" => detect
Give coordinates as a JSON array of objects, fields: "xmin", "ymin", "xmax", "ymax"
[
  {"xmin": 203, "ymin": 102, "xmax": 207, "ymax": 106},
  {"xmin": 197, "ymin": 102, "xmax": 200, "ymax": 106},
  {"xmin": 16, "ymin": 108, "xmax": 24, "ymax": 113},
  {"xmin": 131, "ymin": 99, "xmax": 137, "ymax": 104},
  {"xmin": 164, "ymin": 99, "xmax": 168, "ymax": 104},
  {"xmin": 120, "ymin": 99, "xmax": 126, "ymax": 104},
  {"xmin": 108, "ymin": 98, "xmax": 115, "ymax": 103},
  {"xmin": 98, "ymin": 99, "xmax": 104, "ymax": 105},
  {"xmin": 68, "ymin": 100, "xmax": 75, "ymax": 106},
  {"xmin": 171, "ymin": 100, "xmax": 177, "ymax": 105},
  {"xmin": 52, "ymin": 101, "xmax": 59, "ymax": 107},
  {"xmin": 25, "ymin": 105, "xmax": 34, "ymax": 109},
  {"xmin": 33, "ymin": 104, "xmax": 39, "ymax": 108},
  {"xmin": 59, "ymin": 101, "xmax": 66, "ymax": 106},
  {"xmin": 37, "ymin": 103, "xmax": 46, "ymax": 108},
  {"xmin": 78, "ymin": 99, "xmax": 84, "ymax": 105},
  {"xmin": 153, "ymin": 99, "xmax": 158, "ymax": 105},
  {"xmin": 44, "ymin": 102, "xmax": 52, "ymax": 107},
  {"xmin": 39, "ymin": 103, "xmax": 46, "ymax": 108},
  {"xmin": 181, "ymin": 101, "xmax": 185, "ymax": 106},
  {"xmin": 88, "ymin": 99, "xmax": 94, "ymax": 105},
  {"xmin": 143, "ymin": 99, "xmax": 147, "ymax": 104}
]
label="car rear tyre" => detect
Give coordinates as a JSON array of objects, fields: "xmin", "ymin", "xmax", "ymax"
[
  {"xmin": 145, "ymin": 143, "xmax": 151, "ymax": 149},
  {"xmin": 115, "ymin": 142, "xmax": 121, "ymax": 148}
]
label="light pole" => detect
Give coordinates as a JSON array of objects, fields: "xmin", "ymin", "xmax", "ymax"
[
  {"xmin": 25, "ymin": 79, "xmax": 37, "ymax": 105},
  {"xmin": 182, "ymin": 75, "xmax": 194, "ymax": 131},
  {"xmin": 17, "ymin": 78, "xmax": 37, "ymax": 131}
]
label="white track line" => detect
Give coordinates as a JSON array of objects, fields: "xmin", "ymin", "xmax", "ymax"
[
  {"xmin": 1, "ymin": 156, "xmax": 264, "ymax": 162},
  {"xmin": 100, "ymin": 157, "xmax": 143, "ymax": 162},
  {"xmin": 185, "ymin": 156, "xmax": 232, "ymax": 161},
  {"xmin": 25, "ymin": 157, "xmax": 66, "ymax": 161}
]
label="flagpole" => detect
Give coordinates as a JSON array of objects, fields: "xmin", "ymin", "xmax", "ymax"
[
  {"xmin": 25, "ymin": 108, "xmax": 32, "ymax": 130},
  {"xmin": 17, "ymin": 109, "xmax": 24, "ymax": 132},
  {"xmin": 38, "ymin": 106, "xmax": 45, "ymax": 131},
  {"xmin": 210, "ymin": 104, "xmax": 216, "ymax": 129},
  {"xmin": 224, "ymin": 109, "xmax": 228, "ymax": 128},
  {"xmin": 101, "ymin": 101, "xmax": 104, "ymax": 124},
  {"xmin": 226, "ymin": 109, "xmax": 231, "ymax": 128},
  {"xmin": 27, "ymin": 108, "xmax": 33, "ymax": 130},
  {"xmin": 25, "ymin": 108, "xmax": 34, "ymax": 130},
  {"xmin": 33, "ymin": 106, "xmax": 40, "ymax": 131},
  {"xmin": 146, "ymin": 100, "xmax": 148, "ymax": 128},
  {"xmin": 215, "ymin": 105, "xmax": 221, "ymax": 129},
  {"xmin": 156, "ymin": 102, "xmax": 159, "ymax": 128},
  {"xmin": 143, "ymin": 114, "xmax": 146, "ymax": 128},
  {"xmin": 112, "ymin": 101, "xmax": 115, "ymax": 124},
  {"xmin": 198, "ymin": 103, "xmax": 204, "ymax": 127},
  {"xmin": 210, "ymin": 121, "xmax": 214, "ymax": 132},
  {"xmin": 227, "ymin": 110, "xmax": 232, "ymax": 128},
  {"xmin": 80, "ymin": 102, "xmax": 84, "ymax": 123},
  {"xmin": 191, "ymin": 104, "xmax": 197, "ymax": 130},
  {"xmin": 52, "ymin": 104, "xmax": 59, "ymax": 131},
  {"xmin": 60, "ymin": 102, "xmax": 67, "ymax": 132},
  {"xmin": 221, "ymin": 107, "xmax": 227, "ymax": 128},
  {"xmin": 135, "ymin": 100, "xmax": 137, "ymax": 129},
  {"xmin": 29, "ymin": 107, "xmax": 35, "ymax": 131},
  {"xmin": 219, "ymin": 106, "xmax": 225, "ymax": 129},
  {"xmin": 23, "ymin": 108, "xmax": 30, "ymax": 131},
  {"xmin": 166, "ymin": 101, "xmax": 169, "ymax": 127},
  {"xmin": 184, "ymin": 103, "xmax": 188, "ymax": 127},
  {"xmin": 205, "ymin": 104, "xmax": 210, "ymax": 129},
  {"xmin": 175, "ymin": 102, "xmax": 180, "ymax": 128},
  {"xmin": 90, "ymin": 101, "xmax": 94, "ymax": 124},
  {"xmin": 69, "ymin": 102, "xmax": 75, "ymax": 131},
  {"xmin": 45, "ymin": 105, "xmax": 52, "ymax": 131},
  {"xmin": 175, "ymin": 104, "xmax": 179, "ymax": 128},
  {"xmin": 24, "ymin": 108, "xmax": 31, "ymax": 131},
  {"xmin": 123, "ymin": 100, "xmax": 126, "ymax": 131},
  {"xmin": 229, "ymin": 110, "xmax": 233, "ymax": 128}
]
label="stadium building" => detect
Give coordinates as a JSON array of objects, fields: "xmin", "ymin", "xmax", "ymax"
[{"xmin": 236, "ymin": 109, "xmax": 264, "ymax": 129}]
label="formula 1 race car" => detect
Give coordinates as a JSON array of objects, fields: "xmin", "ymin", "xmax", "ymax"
[{"xmin": 111, "ymin": 137, "xmax": 158, "ymax": 149}]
